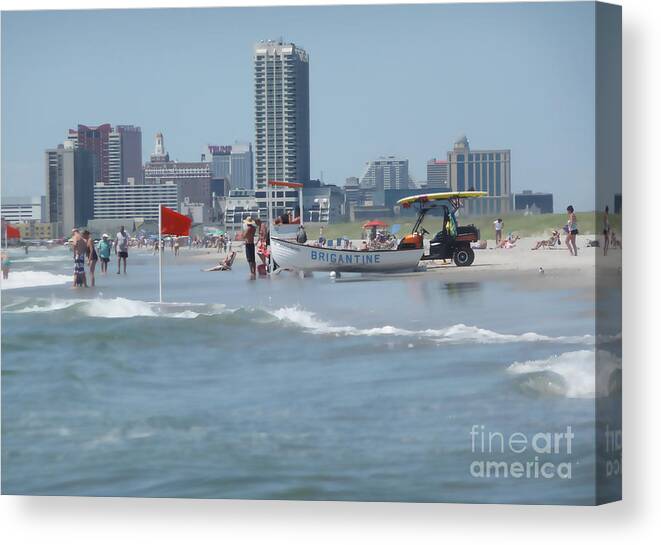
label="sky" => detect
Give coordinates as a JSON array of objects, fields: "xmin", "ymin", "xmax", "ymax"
[{"xmin": 2, "ymin": 2, "xmax": 597, "ymax": 210}]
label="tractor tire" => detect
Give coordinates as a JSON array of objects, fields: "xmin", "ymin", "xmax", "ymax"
[{"xmin": 453, "ymin": 246, "xmax": 475, "ymax": 267}]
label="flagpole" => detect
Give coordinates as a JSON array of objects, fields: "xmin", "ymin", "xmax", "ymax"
[{"xmin": 158, "ymin": 204, "xmax": 163, "ymax": 304}]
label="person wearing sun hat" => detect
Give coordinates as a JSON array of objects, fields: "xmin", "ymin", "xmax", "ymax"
[
  {"xmin": 242, "ymin": 216, "xmax": 257, "ymax": 279},
  {"xmin": 98, "ymin": 234, "xmax": 112, "ymax": 274}
]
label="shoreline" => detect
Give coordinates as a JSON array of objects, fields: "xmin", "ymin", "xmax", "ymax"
[{"xmin": 140, "ymin": 234, "xmax": 620, "ymax": 293}]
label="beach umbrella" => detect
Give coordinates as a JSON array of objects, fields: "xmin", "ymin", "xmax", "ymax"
[{"xmin": 362, "ymin": 220, "xmax": 389, "ymax": 229}]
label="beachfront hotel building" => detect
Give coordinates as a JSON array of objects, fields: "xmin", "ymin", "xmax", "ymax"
[
  {"xmin": 67, "ymin": 124, "xmax": 143, "ymax": 185},
  {"xmin": 514, "ymin": 190, "xmax": 554, "ymax": 214},
  {"xmin": 253, "ymin": 40, "xmax": 310, "ymax": 189},
  {"xmin": 360, "ymin": 157, "xmax": 410, "ymax": 191},
  {"xmin": 447, "ymin": 135, "xmax": 512, "ymax": 215},
  {"xmin": 426, "ymin": 159, "xmax": 450, "ymax": 189},
  {"xmin": 45, "ymin": 141, "xmax": 96, "ymax": 236},
  {"xmin": 93, "ymin": 182, "xmax": 179, "ymax": 221},
  {"xmin": 206, "ymin": 143, "xmax": 254, "ymax": 190},
  {"xmin": 143, "ymin": 133, "xmax": 223, "ymax": 221},
  {"xmin": 1, "ymin": 196, "xmax": 45, "ymax": 223}
]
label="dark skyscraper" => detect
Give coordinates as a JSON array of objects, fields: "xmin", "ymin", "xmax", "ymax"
[
  {"xmin": 45, "ymin": 141, "xmax": 95, "ymax": 235},
  {"xmin": 117, "ymin": 125, "xmax": 143, "ymax": 184},
  {"xmin": 68, "ymin": 123, "xmax": 111, "ymax": 183},
  {"xmin": 68, "ymin": 123, "xmax": 142, "ymax": 185}
]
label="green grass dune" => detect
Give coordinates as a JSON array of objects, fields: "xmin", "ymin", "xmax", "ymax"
[{"xmin": 317, "ymin": 212, "xmax": 621, "ymax": 241}]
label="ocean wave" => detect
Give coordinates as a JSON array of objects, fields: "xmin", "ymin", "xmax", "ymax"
[
  {"xmin": 6, "ymin": 297, "xmax": 228, "ymax": 320},
  {"xmin": 4, "ymin": 298, "xmax": 605, "ymax": 347},
  {"xmin": 507, "ymin": 349, "xmax": 621, "ymax": 398},
  {"xmin": 1, "ymin": 271, "xmax": 71, "ymax": 291},
  {"xmin": 12, "ymin": 254, "xmax": 71, "ymax": 264},
  {"xmin": 269, "ymin": 307, "xmax": 597, "ymax": 345}
]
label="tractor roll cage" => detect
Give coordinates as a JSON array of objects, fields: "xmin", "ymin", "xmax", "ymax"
[{"xmin": 411, "ymin": 197, "xmax": 465, "ymax": 234}]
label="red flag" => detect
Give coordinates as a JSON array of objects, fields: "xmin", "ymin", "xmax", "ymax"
[
  {"xmin": 160, "ymin": 205, "xmax": 192, "ymax": 236},
  {"xmin": 6, "ymin": 224, "xmax": 21, "ymax": 239}
]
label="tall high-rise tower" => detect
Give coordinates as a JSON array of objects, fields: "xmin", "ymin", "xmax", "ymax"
[
  {"xmin": 253, "ymin": 40, "xmax": 310, "ymax": 189},
  {"xmin": 67, "ymin": 123, "xmax": 142, "ymax": 184}
]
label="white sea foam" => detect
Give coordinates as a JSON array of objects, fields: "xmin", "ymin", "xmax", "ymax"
[
  {"xmin": 14, "ymin": 255, "xmax": 71, "ymax": 264},
  {"xmin": 269, "ymin": 307, "xmax": 596, "ymax": 345},
  {"xmin": 6, "ymin": 296, "xmax": 227, "ymax": 320},
  {"xmin": 11, "ymin": 299, "xmax": 79, "ymax": 313},
  {"xmin": 82, "ymin": 297, "xmax": 159, "ymax": 318},
  {"xmin": 1, "ymin": 271, "xmax": 70, "ymax": 290},
  {"xmin": 507, "ymin": 349, "xmax": 621, "ymax": 398}
]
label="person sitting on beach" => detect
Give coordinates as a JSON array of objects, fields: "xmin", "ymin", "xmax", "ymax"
[
  {"xmin": 531, "ymin": 230, "xmax": 560, "ymax": 250},
  {"xmin": 498, "ymin": 233, "xmax": 520, "ymax": 249},
  {"xmin": 274, "ymin": 212, "xmax": 291, "ymax": 225},
  {"xmin": 296, "ymin": 225, "xmax": 308, "ymax": 244},
  {"xmin": 203, "ymin": 251, "xmax": 237, "ymax": 272},
  {"xmin": 610, "ymin": 231, "xmax": 622, "ymax": 249}
]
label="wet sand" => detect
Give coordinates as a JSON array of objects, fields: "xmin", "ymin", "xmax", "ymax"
[{"xmin": 174, "ymin": 235, "xmax": 621, "ymax": 291}]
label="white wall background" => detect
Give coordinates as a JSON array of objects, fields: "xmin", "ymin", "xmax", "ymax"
[{"xmin": 1, "ymin": 1, "xmax": 659, "ymax": 543}]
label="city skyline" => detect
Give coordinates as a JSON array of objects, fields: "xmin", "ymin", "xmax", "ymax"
[{"xmin": 3, "ymin": 3, "xmax": 598, "ymax": 209}]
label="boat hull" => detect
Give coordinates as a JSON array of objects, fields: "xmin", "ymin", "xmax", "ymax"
[{"xmin": 271, "ymin": 237, "xmax": 423, "ymax": 273}]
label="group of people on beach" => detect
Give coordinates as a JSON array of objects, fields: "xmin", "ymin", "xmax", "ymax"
[
  {"xmin": 240, "ymin": 216, "xmax": 270, "ymax": 280},
  {"xmin": 70, "ymin": 225, "xmax": 129, "ymax": 288}
]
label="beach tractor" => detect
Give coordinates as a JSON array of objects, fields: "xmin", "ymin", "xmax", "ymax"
[{"xmin": 397, "ymin": 191, "xmax": 486, "ymax": 267}]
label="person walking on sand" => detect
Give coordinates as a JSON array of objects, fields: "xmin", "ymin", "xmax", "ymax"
[
  {"xmin": 493, "ymin": 218, "xmax": 504, "ymax": 245},
  {"xmin": 602, "ymin": 206, "xmax": 611, "ymax": 256},
  {"xmin": 174, "ymin": 236, "xmax": 180, "ymax": 256},
  {"xmin": 115, "ymin": 225, "xmax": 129, "ymax": 274},
  {"xmin": 83, "ymin": 230, "xmax": 98, "ymax": 287},
  {"xmin": 565, "ymin": 205, "xmax": 579, "ymax": 256},
  {"xmin": 98, "ymin": 234, "xmax": 111, "ymax": 274},
  {"xmin": 242, "ymin": 216, "xmax": 257, "ymax": 280}
]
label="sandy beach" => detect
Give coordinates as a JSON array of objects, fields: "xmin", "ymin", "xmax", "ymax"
[{"xmin": 179, "ymin": 234, "xmax": 621, "ymax": 291}]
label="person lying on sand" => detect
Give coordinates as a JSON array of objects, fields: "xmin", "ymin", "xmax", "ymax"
[
  {"xmin": 203, "ymin": 251, "xmax": 236, "ymax": 272},
  {"xmin": 498, "ymin": 234, "xmax": 520, "ymax": 249},
  {"xmin": 531, "ymin": 230, "xmax": 560, "ymax": 250}
]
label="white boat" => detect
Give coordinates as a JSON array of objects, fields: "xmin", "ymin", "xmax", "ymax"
[{"xmin": 270, "ymin": 237, "xmax": 424, "ymax": 273}]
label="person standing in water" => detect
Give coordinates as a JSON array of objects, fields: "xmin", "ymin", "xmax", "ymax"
[
  {"xmin": 83, "ymin": 230, "xmax": 98, "ymax": 287},
  {"xmin": 565, "ymin": 205, "xmax": 578, "ymax": 256},
  {"xmin": 115, "ymin": 225, "xmax": 129, "ymax": 274},
  {"xmin": 602, "ymin": 205, "xmax": 611, "ymax": 256},
  {"xmin": 1, "ymin": 251, "xmax": 11, "ymax": 279},
  {"xmin": 71, "ymin": 229, "xmax": 88, "ymax": 287},
  {"xmin": 98, "ymin": 234, "xmax": 111, "ymax": 274},
  {"xmin": 242, "ymin": 217, "xmax": 257, "ymax": 280}
]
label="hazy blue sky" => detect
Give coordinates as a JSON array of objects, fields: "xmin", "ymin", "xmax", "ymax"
[{"xmin": 2, "ymin": 2, "xmax": 596, "ymax": 209}]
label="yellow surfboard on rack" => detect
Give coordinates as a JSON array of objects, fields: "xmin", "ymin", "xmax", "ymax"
[{"xmin": 396, "ymin": 191, "xmax": 487, "ymax": 206}]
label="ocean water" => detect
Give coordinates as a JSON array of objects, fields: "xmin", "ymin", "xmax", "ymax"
[{"xmin": 1, "ymin": 246, "xmax": 621, "ymax": 503}]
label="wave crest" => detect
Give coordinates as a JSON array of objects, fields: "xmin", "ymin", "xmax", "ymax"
[
  {"xmin": 507, "ymin": 349, "xmax": 621, "ymax": 398},
  {"xmin": 269, "ymin": 307, "xmax": 596, "ymax": 345},
  {"xmin": 1, "ymin": 271, "xmax": 70, "ymax": 291}
]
